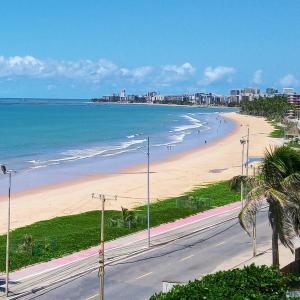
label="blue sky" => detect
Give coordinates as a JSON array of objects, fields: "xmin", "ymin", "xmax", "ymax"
[{"xmin": 0, "ymin": 0, "xmax": 299, "ymax": 98}]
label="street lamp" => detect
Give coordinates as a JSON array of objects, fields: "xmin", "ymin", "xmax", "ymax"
[
  {"xmin": 136, "ymin": 137, "xmax": 151, "ymax": 248},
  {"xmin": 146, "ymin": 137, "xmax": 150, "ymax": 249},
  {"xmin": 240, "ymin": 138, "xmax": 246, "ymax": 176},
  {"xmin": 240, "ymin": 138, "xmax": 246, "ymax": 208},
  {"xmin": 246, "ymin": 127, "xmax": 250, "ymax": 176},
  {"xmin": 1, "ymin": 164, "xmax": 15, "ymax": 297}
]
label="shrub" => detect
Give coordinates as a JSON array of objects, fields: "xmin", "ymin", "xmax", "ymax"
[
  {"xmin": 109, "ymin": 207, "xmax": 146, "ymax": 229},
  {"xmin": 150, "ymin": 264, "xmax": 298, "ymax": 300}
]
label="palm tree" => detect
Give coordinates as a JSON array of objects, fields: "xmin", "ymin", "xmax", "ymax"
[
  {"xmin": 232, "ymin": 145, "xmax": 300, "ymax": 268},
  {"xmin": 240, "ymin": 96, "xmax": 293, "ymax": 119}
]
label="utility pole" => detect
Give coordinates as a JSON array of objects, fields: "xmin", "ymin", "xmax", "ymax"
[
  {"xmin": 92, "ymin": 193, "xmax": 116, "ymax": 300},
  {"xmin": 147, "ymin": 137, "xmax": 150, "ymax": 248},
  {"xmin": 253, "ymin": 214, "xmax": 257, "ymax": 257},
  {"xmin": 240, "ymin": 139, "xmax": 246, "ymax": 208},
  {"xmin": 246, "ymin": 127, "xmax": 250, "ymax": 177},
  {"xmin": 245, "ymin": 126, "xmax": 256, "ymax": 255}
]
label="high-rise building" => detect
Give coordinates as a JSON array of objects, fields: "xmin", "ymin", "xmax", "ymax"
[
  {"xmin": 241, "ymin": 88, "xmax": 260, "ymax": 101},
  {"xmin": 287, "ymin": 93, "xmax": 300, "ymax": 118},
  {"xmin": 230, "ymin": 89, "xmax": 240, "ymax": 96},
  {"xmin": 266, "ymin": 88, "xmax": 278, "ymax": 95},
  {"xmin": 283, "ymin": 88, "xmax": 295, "ymax": 95},
  {"xmin": 229, "ymin": 89, "xmax": 241, "ymax": 103},
  {"xmin": 120, "ymin": 89, "xmax": 126, "ymax": 98}
]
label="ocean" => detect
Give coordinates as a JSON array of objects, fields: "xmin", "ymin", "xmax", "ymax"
[{"xmin": 0, "ymin": 99, "xmax": 237, "ymax": 194}]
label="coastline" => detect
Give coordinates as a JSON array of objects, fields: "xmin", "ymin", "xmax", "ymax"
[
  {"xmin": 0, "ymin": 112, "xmax": 277, "ymax": 233},
  {"xmin": 0, "ymin": 113, "xmax": 236, "ymax": 202},
  {"xmin": 91, "ymin": 101, "xmax": 235, "ymax": 109}
]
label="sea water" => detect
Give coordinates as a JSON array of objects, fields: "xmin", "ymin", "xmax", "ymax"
[{"xmin": 0, "ymin": 99, "xmax": 237, "ymax": 194}]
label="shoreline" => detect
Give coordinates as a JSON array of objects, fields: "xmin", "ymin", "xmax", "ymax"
[
  {"xmin": 0, "ymin": 113, "xmax": 237, "ymax": 202},
  {"xmin": 90, "ymin": 101, "xmax": 237, "ymax": 109},
  {"xmin": 0, "ymin": 112, "xmax": 276, "ymax": 233}
]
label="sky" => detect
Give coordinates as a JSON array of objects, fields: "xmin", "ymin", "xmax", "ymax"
[{"xmin": 0, "ymin": 0, "xmax": 300, "ymax": 98}]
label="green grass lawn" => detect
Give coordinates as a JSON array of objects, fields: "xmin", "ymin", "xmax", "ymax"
[
  {"xmin": 0, "ymin": 181, "xmax": 240, "ymax": 271},
  {"xmin": 268, "ymin": 120, "xmax": 285, "ymax": 138}
]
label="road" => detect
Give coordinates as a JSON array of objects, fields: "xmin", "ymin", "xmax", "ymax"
[{"xmin": 9, "ymin": 208, "xmax": 271, "ymax": 300}]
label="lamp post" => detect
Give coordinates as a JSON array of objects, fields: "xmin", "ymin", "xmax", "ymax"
[
  {"xmin": 246, "ymin": 127, "xmax": 250, "ymax": 177},
  {"xmin": 137, "ymin": 137, "xmax": 151, "ymax": 248},
  {"xmin": 146, "ymin": 137, "xmax": 150, "ymax": 248},
  {"xmin": 240, "ymin": 128, "xmax": 257, "ymax": 257},
  {"xmin": 240, "ymin": 138, "xmax": 246, "ymax": 176},
  {"xmin": 240, "ymin": 138, "xmax": 246, "ymax": 208},
  {"xmin": 1, "ymin": 164, "xmax": 15, "ymax": 297}
]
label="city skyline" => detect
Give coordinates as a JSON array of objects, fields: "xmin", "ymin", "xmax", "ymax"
[{"xmin": 0, "ymin": 0, "xmax": 300, "ymax": 98}]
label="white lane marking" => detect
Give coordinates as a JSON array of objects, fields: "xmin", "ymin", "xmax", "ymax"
[
  {"xmin": 180, "ymin": 254, "xmax": 194, "ymax": 262},
  {"xmin": 135, "ymin": 271, "xmax": 153, "ymax": 280},
  {"xmin": 86, "ymin": 293, "xmax": 99, "ymax": 300},
  {"xmin": 215, "ymin": 241, "xmax": 226, "ymax": 247},
  {"xmin": 14, "ymin": 205, "xmax": 240, "ymax": 282}
]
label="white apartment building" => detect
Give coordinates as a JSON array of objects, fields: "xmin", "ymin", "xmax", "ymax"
[{"xmin": 283, "ymin": 88, "xmax": 295, "ymax": 95}]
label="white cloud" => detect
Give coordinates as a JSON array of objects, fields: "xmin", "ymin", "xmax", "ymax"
[
  {"xmin": 199, "ymin": 66, "xmax": 235, "ymax": 85},
  {"xmin": 0, "ymin": 55, "xmax": 153, "ymax": 83},
  {"xmin": 253, "ymin": 69, "xmax": 262, "ymax": 84},
  {"xmin": 120, "ymin": 66, "xmax": 153, "ymax": 80},
  {"xmin": 279, "ymin": 74, "xmax": 299, "ymax": 86},
  {"xmin": 161, "ymin": 62, "xmax": 195, "ymax": 76},
  {"xmin": 0, "ymin": 55, "xmax": 45, "ymax": 77},
  {"xmin": 159, "ymin": 62, "xmax": 195, "ymax": 83}
]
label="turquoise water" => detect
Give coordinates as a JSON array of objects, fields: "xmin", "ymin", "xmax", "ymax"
[{"xmin": 0, "ymin": 99, "xmax": 237, "ymax": 193}]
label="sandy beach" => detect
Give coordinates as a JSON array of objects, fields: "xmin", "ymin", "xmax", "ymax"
[{"xmin": 0, "ymin": 112, "xmax": 279, "ymax": 233}]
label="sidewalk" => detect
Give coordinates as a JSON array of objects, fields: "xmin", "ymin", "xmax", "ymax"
[
  {"xmin": 212, "ymin": 236, "xmax": 295, "ymax": 273},
  {"xmin": 3, "ymin": 201, "xmax": 241, "ymax": 282}
]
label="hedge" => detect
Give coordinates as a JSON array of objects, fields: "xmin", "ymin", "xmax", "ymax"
[{"xmin": 150, "ymin": 264, "xmax": 298, "ymax": 300}]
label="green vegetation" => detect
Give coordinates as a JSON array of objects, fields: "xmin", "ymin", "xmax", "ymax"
[
  {"xmin": 240, "ymin": 96, "xmax": 293, "ymax": 119},
  {"xmin": 289, "ymin": 141, "xmax": 300, "ymax": 149},
  {"xmin": 150, "ymin": 264, "xmax": 298, "ymax": 300},
  {"xmin": 153, "ymin": 99, "xmax": 193, "ymax": 105},
  {"xmin": 268, "ymin": 120, "xmax": 285, "ymax": 138},
  {"xmin": 231, "ymin": 145, "xmax": 300, "ymax": 268},
  {"xmin": 0, "ymin": 181, "xmax": 240, "ymax": 271}
]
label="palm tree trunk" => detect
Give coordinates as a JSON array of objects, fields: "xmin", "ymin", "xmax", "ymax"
[{"xmin": 272, "ymin": 229, "xmax": 280, "ymax": 268}]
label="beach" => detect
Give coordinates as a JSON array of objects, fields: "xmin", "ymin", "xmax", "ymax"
[{"xmin": 0, "ymin": 112, "xmax": 278, "ymax": 234}]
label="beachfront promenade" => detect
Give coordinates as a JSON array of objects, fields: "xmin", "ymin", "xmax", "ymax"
[{"xmin": 0, "ymin": 201, "xmax": 294, "ymax": 299}]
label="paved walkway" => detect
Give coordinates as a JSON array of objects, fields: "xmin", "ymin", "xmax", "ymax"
[
  {"xmin": 3, "ymin": 201, "xmax": 241, "ymax": 281},
  {"xmin": 212, "ymin": 242, "xmax": 295, "ymax": 273}
]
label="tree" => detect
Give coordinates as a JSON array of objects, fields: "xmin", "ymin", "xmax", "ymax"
[
  {"xmin": 232, "ymin": 146, "xmax": 300, "ymax": 268},
  {"xmin": 240, "ymin": 96, "xmax": 294, "ymax": 120}
]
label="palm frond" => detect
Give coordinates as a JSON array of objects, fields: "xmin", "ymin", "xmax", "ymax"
[
  {"xmin": 267, "ymin": 189, "xmax": 299, "ymax": 251},
  {"xmin": 245, "ymin": 184, "xmax": 267, "ymax": 202},
  {"xmin": 239, "ymin": 186, "xmax": 266, "ymax": 235},
  {"xmin": 282, "ymin": 172, "xmax": 300, "ymax": 194},
  {"xmin": 229, "ymin": 175, "xmax": 248, "ymax": 191},
  {"xmin": 266, "ymin": 188, "xmax": 290, "ymax": 207}
]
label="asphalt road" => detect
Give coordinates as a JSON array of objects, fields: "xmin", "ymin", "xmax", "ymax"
[{"xmin": 24, "ymin": 210, "xmax": 271, "ymax": 300}]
